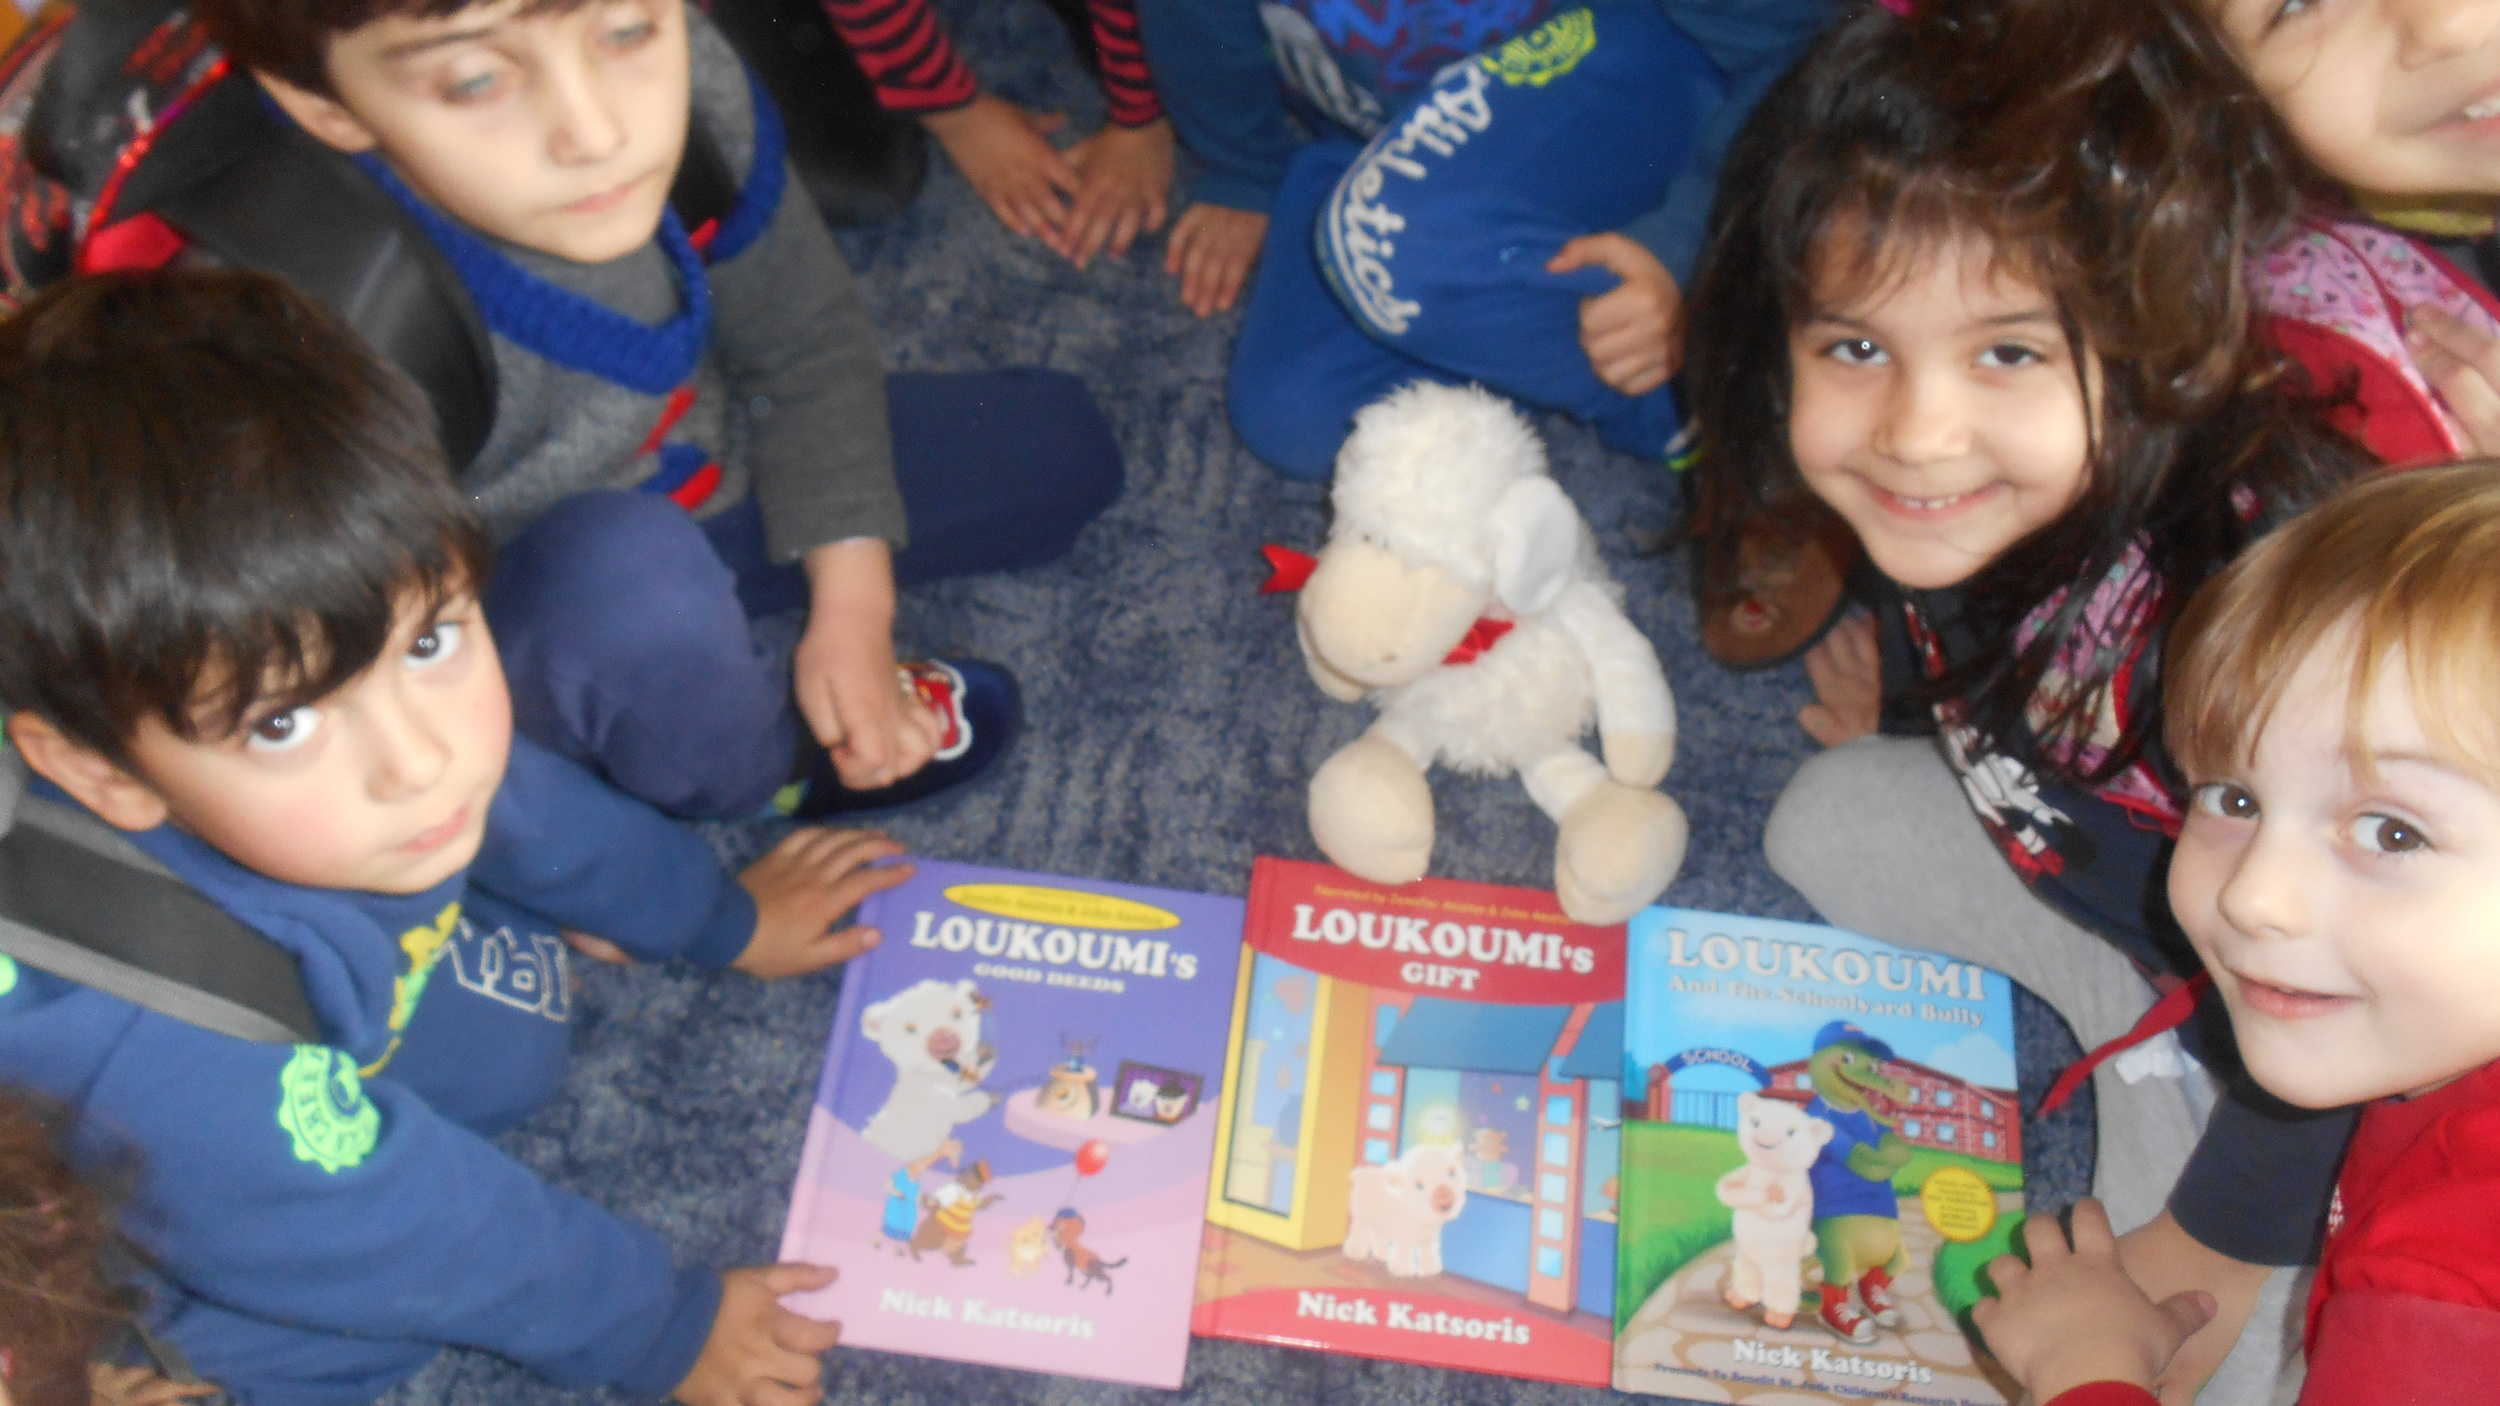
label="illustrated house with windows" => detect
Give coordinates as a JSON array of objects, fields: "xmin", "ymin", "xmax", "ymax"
[
  {"xmin": 1760, "ymin": 1056, "xmax": 2021, "ymax": 1162},
  {"xmin": 1207, "ymin": 949, "xmax": 1622, "ymax": 1319}
]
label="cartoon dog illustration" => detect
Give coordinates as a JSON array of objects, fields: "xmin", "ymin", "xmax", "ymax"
[
  {"xmin": 1715, "ymin": 1092, "xmax": 1833, "ymax": 1330},
  {"xmin": 1050, "ymin": 1208, "xmax": 1127, "ymax": 1293},
  {"xmin": 910, "ymin": 1160, "xmax": 1003, "ymax": 1266},
  {"xmin": 1006, "ymin": 1217, "xmax": 1050, "ymax": 1278},
  {"xmin": 860, "ymin": 979, "xmax": 1001, "ymax": 1163},
  {"xmin": 1343, "ymin": 1143, "xmax": 1468, "ymax": 1277}
]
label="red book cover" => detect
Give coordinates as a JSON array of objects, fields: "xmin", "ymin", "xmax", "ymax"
[{"xmin": 1191, "ymin": 858, "xmax": 1626, "ymax": 1387}]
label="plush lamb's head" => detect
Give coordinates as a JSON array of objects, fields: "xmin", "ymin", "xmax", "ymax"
[{"xmin": 1301, "ymin": 383, "xmax": 1592, "ymax": 690}]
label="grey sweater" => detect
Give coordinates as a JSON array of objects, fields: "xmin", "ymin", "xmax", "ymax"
[{"xmin": 462, "ymin": 6, "xmax": 906, "ymax": 562}]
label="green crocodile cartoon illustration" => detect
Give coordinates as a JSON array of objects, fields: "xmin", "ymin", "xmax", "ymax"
[{"xmin": 1800, "ymin": 1020, "xmax": 1914, "ymax": 1343}]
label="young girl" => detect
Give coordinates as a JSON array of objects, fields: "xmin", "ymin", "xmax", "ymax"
[
  {"xmin": 1683, "ymin": 6, "xmax": 2373, "ymax": 1395},
  {"xmin": 1978, "ymin": 460, "xmax": 2500, "ymax": 1406}
]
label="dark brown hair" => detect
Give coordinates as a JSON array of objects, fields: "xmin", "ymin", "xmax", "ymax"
[
  {"xmin": 191, "ymin": 0, "xmax": 590, "ymax": 95},
  {"xmin": 0, "ymin": 270, "xmax": 491, "ymax": 768},
  {"xmin": 2169, "ymin": 460, "xmax": 2500, "ymax": 787},
  {"xmin": 1683, "ymin": 3, "xmax": 2368, "ymax": 785},
  {"xmin": 0, "ymin": 1089, "xmax": 129, "ymax": 1406}
]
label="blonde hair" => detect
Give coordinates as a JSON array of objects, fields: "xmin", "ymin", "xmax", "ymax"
[{"xmin": 2167, "ymin": 461, "xmax": 2500, "ymax": 783}]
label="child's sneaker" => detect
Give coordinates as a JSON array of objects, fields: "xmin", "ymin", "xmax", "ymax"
[
  {"xmin": 1817, "ymin": 1292, "xmax": 1878, "ymax": 1344},
  {"xmin": 1857, "ymin": 1266, "xmax": 1902, "ymax": 1327},
  {"xmin": 780, "ymin": 659, "xmax": 1019, "ymax": 818}
]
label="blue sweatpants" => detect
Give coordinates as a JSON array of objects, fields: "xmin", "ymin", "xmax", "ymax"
[
  {"xmin": 1228, "ymin": 2, "xmax": 1725, "ymax": 479},
  {"xmin": 483, "ymin": 368, "xmax": 1122, "ymax": 820}
]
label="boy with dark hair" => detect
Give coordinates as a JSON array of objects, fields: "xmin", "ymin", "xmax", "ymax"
[
  {"xmin": 180, "ymin": 0, "xmax": 1123, "ymax": 825},
  {"xmin": 0, "ymin": 269, "xmax": 899, "ymax": 1406}
]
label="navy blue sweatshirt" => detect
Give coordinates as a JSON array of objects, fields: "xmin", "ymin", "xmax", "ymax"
[{"xmin": 0, "ymin": 737, "xmax": 756, "ymax": 1405}]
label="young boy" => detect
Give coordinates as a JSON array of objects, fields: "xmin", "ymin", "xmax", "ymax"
[
  {"xmin": 186, "ymin": 0, "xmax": 1124, "ymax": 823},
  {"xmin": 1974, "ymin": 460, "xmax": 2500, "ymax": 1404},
  {"xmin": 0, "ymin": 270, "xmax": 899, "ymax": 1406}
]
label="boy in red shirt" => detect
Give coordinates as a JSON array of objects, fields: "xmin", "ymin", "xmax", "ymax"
[{"xmin": 1974, "ymin": 460, "xmax": 2500, "ymax": 1406}]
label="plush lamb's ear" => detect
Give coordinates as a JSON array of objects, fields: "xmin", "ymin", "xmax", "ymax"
[{"xmin": 1490, "ymin": 477, "xmax": 1582, "ymax": 615}]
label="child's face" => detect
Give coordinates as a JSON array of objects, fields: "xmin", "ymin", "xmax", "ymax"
[
  {"xmin": 1787, "ymin": 234, "xmax": 2094, "ymax": 591},
  {"xmin": 119, "ymin": 594, "xmax": 513, "ymax": 896},
  {"xmin": 266, "ymin": 0, "xmax": 690, "ymax": 262},
  {"xmin": 2170, "ymin": 633, "xmax": 2500, "ymax": 1107},
  {"xmin": 2207, "ymin": 0, "xmax": 2500, "ymax": 197}
]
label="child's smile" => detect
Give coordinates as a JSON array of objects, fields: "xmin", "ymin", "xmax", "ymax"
[
  {"xmin": 1786, "ymin": 233, "xmax": 2095, "ymax": 591},
  {"xmin": 2209, "ymin": 0, "xmax": 2500, "ymax": 197}
]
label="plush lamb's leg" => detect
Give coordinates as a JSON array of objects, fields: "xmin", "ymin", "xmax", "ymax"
[
  {"xmin": 1526, "ymin": 750, "xmax": 1689, "ymax": 924},
  {"xmin": 1311, "ymin": 723, "xmax": 1436, "ymax": 884}
]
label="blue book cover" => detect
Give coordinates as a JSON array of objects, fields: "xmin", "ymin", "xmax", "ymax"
[
  {"xmin": 1613, "ymin": 908, "xmax": 2021, "ymax": 1404},
  {"xmin": 776, "ymin": 860, "xmax": 1246, "ymax": 1388}
]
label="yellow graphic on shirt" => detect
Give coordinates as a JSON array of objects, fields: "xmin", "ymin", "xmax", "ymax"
[
  {"xmin": 1479, "ymin": 9, "xmax": 1596, "ymax": 88},
  {"xmin": 360, "ymin": 902, "xmax": 460, "ymax": 1078}
]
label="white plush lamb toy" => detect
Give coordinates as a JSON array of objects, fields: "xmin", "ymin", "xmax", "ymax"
[{"xmin": 1285, "ymin": 382, "xmax": 1688, "ymax": 924}]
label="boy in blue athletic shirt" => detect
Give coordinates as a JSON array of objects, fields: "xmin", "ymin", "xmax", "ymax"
[
  {"xmin": 186, "ymin": 0, "xmax": 1125, "ymax": 824},
  {"xmin": 0, "ymin": 271, "xmax": 889, "ymax": 1406}
]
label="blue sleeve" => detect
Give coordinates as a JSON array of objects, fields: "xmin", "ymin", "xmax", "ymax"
[
  {"xmin": 91, "ymin": 1011, "xmax": 721, "ymax": 1397},
  {"xmin": 1134, "ymin": 0, "xmax": 1301, "ymax": 213},
  {"xmin": 1625, "ymin": 0, "xmax": 1834, "ymax": 284},
  {"xmin": 467, "ymin": 738, "xmax": 755, "ymax": 970}
]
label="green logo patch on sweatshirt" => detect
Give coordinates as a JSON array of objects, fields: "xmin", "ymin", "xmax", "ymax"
[{"xmin": 278, "ymin": 1046, "xmax": 381, "ymax": 1174}]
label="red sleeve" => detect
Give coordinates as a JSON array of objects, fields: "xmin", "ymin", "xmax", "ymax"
[
  {"xmin": 2042, "ymin": 1385, "xmax": 2160, "ymax": 1406},
  {"xmin": 2302, "ymin": 1289, "xmax": 2500, "ymax": 1404},
  {"xmin": 1086, "ymin": 0, "xmax": 1163, "ymax": 126},
  {"xmin": 817, "ymin": 0, "xmax": 978, "ymax": 112}
]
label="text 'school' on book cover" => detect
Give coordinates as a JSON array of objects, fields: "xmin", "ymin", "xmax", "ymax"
[
  {"xmin": 1192, "ymin": 857, "xmax": 1627, "ymax": 1387},
  {"xmin": 776, "ymin": 860, "xmax": 1247, "ymax": 1389},
  {"xmin": 1613, "ymin": 908, "xmax": 2024, "ymax": 1405}
]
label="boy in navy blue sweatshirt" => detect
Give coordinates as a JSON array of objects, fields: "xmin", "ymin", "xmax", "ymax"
[{"xmin": 0, "ymin": 271, "xmax": 894, "ymax": 1406}]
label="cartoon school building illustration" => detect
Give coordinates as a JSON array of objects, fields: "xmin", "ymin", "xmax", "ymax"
[
  {"xmin": 1209, "ymin": 951, "xmax": 1623, "ymax": 1318},
  {"xmin": 1641, "ymin": 1050, "xmax": 2019, "ymax": 1163}
]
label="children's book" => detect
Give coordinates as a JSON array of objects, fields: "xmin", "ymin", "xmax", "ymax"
[
  {"xmin": 1192, "ymin": 858, "xmax": 1627, "ymax": 1387},
  {"xmin": 777, "ymin": 860, "xmax": 1246, "ymax": 1389},
  {"xmin": 1613, "ymin": 908, "xmax": 2023, "ymax": 1404}
]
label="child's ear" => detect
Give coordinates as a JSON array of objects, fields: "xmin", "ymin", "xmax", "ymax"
[
  {"xmin": 250, "ymin": 71, "xmax": 382, "ymax": 156},
  {"xmin": 5, "ymin": 714, "xmax": 170, "ymax": 833}
]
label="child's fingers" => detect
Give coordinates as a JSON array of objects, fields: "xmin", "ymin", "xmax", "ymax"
[
  {"xmin": 773, "ymin": 1302, "xmax": 847, "ymax": 1355},
  {"xmin": 2156, "ymin": 1289, "xmax": 2217, "ymax": 1342},
  {"xmin": 1984, "ymin": 1250, "xmax": 2031, "ymax": 1296},
  {"xmin": 757, "ymin": 1262, "xmax": 841, "ymax": 1295},
  {"xmin": 2022, "ymin": 1205, "xmax": 2075, "ymax": 1266},
  {"xmin": 1164, "ymin": 208, "xmax": 1202, "ymax": 275},
  {"xmin": 563, "ymin": 930, "xmax": 635, "ymax": 966},
  {"xmin": 2064, "ymin": 1197, "xmax": 2121, "ymax": 1259},
  {"xmin": 2412, "ymin": 310, "xmax": 2500, "ymax": 453}
]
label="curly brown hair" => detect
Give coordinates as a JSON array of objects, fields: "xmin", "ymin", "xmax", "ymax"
[
  {"xmin": 0, "ymin": 1088, "xmax": 131, "ymax": 1406},
  {"xmin": 1683, "ymin": 1, "xmax": 2368, "ymax": 785}
]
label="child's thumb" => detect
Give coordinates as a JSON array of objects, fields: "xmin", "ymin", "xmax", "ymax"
[
  {"xmin": 2158, "ymin": 1289, "xmax": 2217, "ymax": 1343},
  {"xmin": 758, "ymin": 1262, "xmax": 841, "ymax": 1295}
]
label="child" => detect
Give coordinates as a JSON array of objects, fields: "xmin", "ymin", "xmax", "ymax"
[
  {"xmin": 186, "ymin": 0, "xmax": 1124, "ymax": 824},
  {"xmin": 1686, "ymin": 8, "xmax": 2374, "ymax": 1393},
  {"xmin": 1975, "ymin": 459, "xmax": 2500, "ymax": 1405},
  {"xmin": 0, "ymin": 270, "xmax": 897, "ymax": 1406},
  {"xmin": 1137, "ymin": 0, "xmax": 1831, "ymax": 477}
]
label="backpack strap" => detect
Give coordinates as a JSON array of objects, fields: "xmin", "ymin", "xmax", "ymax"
[{"xmin": 0, "ymin": 753, "xmax": 320, "ymax": 1046}]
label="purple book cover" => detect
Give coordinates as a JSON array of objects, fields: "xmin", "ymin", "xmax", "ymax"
[{"xmin": 777, "ymin": 859, "xmax": 1246, "ymax": 1388}]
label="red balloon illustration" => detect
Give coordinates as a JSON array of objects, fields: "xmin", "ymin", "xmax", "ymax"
[{"xmin": 1074, "ymin": 1140, "xmax": 1110, "ymax": 1176}]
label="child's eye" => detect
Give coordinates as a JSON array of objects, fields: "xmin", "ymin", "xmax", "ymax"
[
  {"xmin": 407, "ymin": 619, "xmax": 465, "ymax": 669},
  {"xmin": 603, "ymin": 18, "xmax": 659, "ymax": 49},
  {"xmin": 2191, "ymin": 782, "xmax": 2258, "ymax": 820},
  {"xmin": 2348, "ymin": 813, "xmax": 2430, "ymax": 855},
  {"xmin": 1822, "ymin": 338, "xmax": 1886, "ymax": 366},
  {"xmin": 248, "ymin": 707, "xmax": 323, "ymax": 752},
  {"xmin": 1975, "ymin": 343, "xmax": 2043, "ymax": 369},
  {"xmin": 441, "ymin": 68, "xmax": 503, "ymax": 104}
]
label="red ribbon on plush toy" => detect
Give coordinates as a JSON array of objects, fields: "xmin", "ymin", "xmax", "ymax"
[{"xmin": 1258, "ymin": 545, "xmax": 1516, "ymax": 666}]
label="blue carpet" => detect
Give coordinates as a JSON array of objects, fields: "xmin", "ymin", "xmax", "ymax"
[{"xmin": 382, "ymin": 3, "xmax": 2093, "ymax": 1400}]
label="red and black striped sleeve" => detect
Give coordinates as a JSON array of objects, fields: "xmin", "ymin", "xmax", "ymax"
[
  {"xmin": 817, "ymin": 0, "xmax": 978, "ymax": 113},
  {"xmin": 1088, "ymin": 0, "xmax": 1164, "ymax": 127}
]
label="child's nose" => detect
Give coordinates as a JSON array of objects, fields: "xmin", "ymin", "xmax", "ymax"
[
  {"xmin": 541, "ymin": 65, "xmax": 629, "ymax": 166},
  {"xmin": 1872, "ymin": 372, "xmax": 1968, "ymax": 465},
  {"xmin": 2214, "ymin": 822, "xmax": 2309, "ymax": 940},
  {"xmin": 366, "ymin": 694, "xmax": 454, "ymax": 800},
  {"xmin": 2391, "ymin": 0, "xmax": 2500, "ymax": 66}
]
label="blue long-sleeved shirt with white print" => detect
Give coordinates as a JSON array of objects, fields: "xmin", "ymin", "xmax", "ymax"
[{"xmin": 0, "ymin": 737, "xmax": 756, "ymax": 1405}]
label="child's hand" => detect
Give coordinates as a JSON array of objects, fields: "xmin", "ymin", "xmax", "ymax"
[
  {"xmin": 2408, "ymin": 305, "xmax": 2500, "ymax": 454},
  {"xmin": 923, "ymin": 93, "xmax": 1082, "ymax": 254},
  {"xmin": 1546, "ymin": 233, "xmax": 1682, "ymax": 396},
  {"xmin": 734, "ymin": 829, "xmax": 912, "ymax": 979},
  {"xmin": 90, "ymin": 1365, "xmax": 218, "ymax": 1406},
  {"xmin": 1798, "ymin": 612, "xmax": 1880, "ymax": 748},
  {"xmin": 1062, "ymin": 119, "xmax": 1174, "ymax": 269},
  {"xmin": 672, "ymin": 1264, "xmax": 843, "ymax": 1406},
  {"xmin": 1165, "ymin": 203, "xmax": 1267, "ymax": 316},
  {"xmin": 1972, "ymin": 1201, "xmax": 2214, "ymax": 1405},
  {"xmin": 796, "ymin": 541, "xmax": 945, "ymax": 791}
]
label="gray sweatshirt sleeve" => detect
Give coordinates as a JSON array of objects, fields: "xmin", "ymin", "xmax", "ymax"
[{"xmin": 694, "ymin": 10, "xmax": 908, "ymax": 561}]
